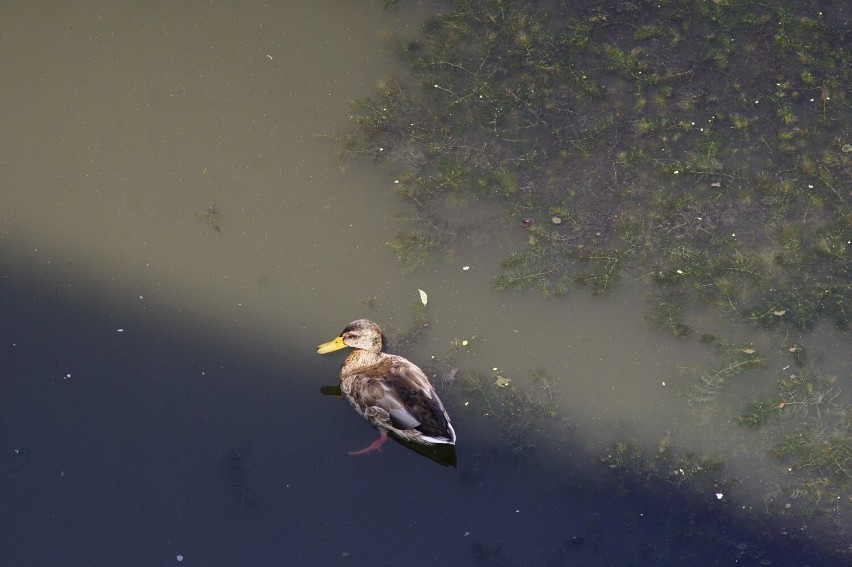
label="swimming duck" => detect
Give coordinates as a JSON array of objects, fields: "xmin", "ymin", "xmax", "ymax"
[{"xmin": 317, "ymin": 319, "xmax": 457, "ymax": 455}]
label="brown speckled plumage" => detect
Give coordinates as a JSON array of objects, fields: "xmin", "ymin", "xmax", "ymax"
[{"xmin": 318, "ymin": 319, "xmax": 456, "ymax": 447}]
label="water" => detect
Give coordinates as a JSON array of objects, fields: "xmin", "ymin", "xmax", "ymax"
[{"xmin": 0, "ymin": 1, "xmax": 847, "ymax": 565}]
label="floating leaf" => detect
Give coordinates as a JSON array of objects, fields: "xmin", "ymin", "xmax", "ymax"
[
  {"xmin": 494, "ymin": 375, "xmax": 511, "ymax": 388},
  {"xmin": 418, "ymin": 289, "xmax": 428, "ymax": 305}
]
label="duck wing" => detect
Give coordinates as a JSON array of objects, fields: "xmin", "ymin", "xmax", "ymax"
[{"xmin": 346, "ymin": 355, "xmax": 454, "ymax": 442}]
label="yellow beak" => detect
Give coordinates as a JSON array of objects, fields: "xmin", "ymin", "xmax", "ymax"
[{"xmin": 317, "ymin": 335, "xmax": 347, "ymax": 354}]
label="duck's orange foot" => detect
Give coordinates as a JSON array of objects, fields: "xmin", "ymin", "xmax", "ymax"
[{"xmin": 349, "ymin": 433, "xmax": 389, "ymax": 456}]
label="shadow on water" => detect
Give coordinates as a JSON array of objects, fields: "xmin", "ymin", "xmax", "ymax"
[
  {"xmin": 1, "ymin": 254, "xmax": 843, "ymax": 566},
  {"xmin": 319, "ymin": 384, "xmax": 457, "ymax": 468},
  {"xmin": 0, "ymin": 0, "xmax": 847, "ymax": 564}
]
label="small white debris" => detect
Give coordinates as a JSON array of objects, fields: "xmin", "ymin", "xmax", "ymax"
[
  {"xmin": 462, "ymin": 266, "xmax": 470, "ymax": 270},
  {"xmin": 418, "ymin": 289, "xmax": 428, "ymax": 306},
  {"xmin": 176, "ymin": 555, "xmax": 184, "ymax": 562},
  {"xmin": 716, "ymin": 493, "xmax": 724, "ymax": 500},
  {"xmin": 661, "ymin": 381, "xmax": 666, "ymax": 386},
  {"xmin": 64, "ymin": 373, "xmax": 71, "ymax": 380},
  {"xmin": 116, "ymin": 329, "xmax": 124, "ymax": 333}
]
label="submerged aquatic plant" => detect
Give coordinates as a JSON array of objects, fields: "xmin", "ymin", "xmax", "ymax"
[
  {"xmin": 341, "ymin": 0, "xmax": 851, "ymax": 544},
  {"xmin": 738, "ymin": 368, "xmax": 846, "ymax": 428},
  {"xmin": 601, "ymin": 436, "xmax": 732, "ymax": 497},
  {"xmin": 686, "ymin": 338, "xmax": 766, "ymax": 408},
  {"xmin": 343, "ymin": 0, "xmax": 850, "ymax": 334},
  {"xmin": 735, "ymin": 366, "xmax": 852, "ymax": 521},
  {"xmin": 456, "ymin": 367, "xmax": 561, "ymax": 454},
  {"xmin": 195, "ymin": 204, "xmax": 221, "ymax": 233},
  {"xmin": 384, "ymin": 297, "xmax": 431, "ymax": 350},
  {"xmin": 769, "ymin": 424, "xmax": 852, "ymax": 514}
]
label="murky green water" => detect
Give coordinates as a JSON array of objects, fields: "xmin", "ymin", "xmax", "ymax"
[
  {"xmin": 0, "ymin": 0, "xmax": 427, "ymax": 341},
  {"xmin": 1, "ymin": 1, "xmax": 848, "ymax": 564}
]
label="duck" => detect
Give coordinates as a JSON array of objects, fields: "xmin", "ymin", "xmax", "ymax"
[{"xmin": 317, "ymin": 319, "xmax": 457, "ymax": 456}]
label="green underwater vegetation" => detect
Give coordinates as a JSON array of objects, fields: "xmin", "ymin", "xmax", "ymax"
[
  {"xmin": 685, "ymin": 336, "xmax": 766, "ymax": 408},
  {"xmin": 740, "ymin": 368, "xmax": 851, "ymax": 513},
  {"xmin": 341, "ymin": 0, "xmax": 850, "ymax": 547},
  {"xmin": 600, "ymin": 436, "xmax": 733, "ymax": 499},
  {"xmin": 344, "ymin": 0, "xmax": 850, "ymax": 334},
  {"xmin": 195, "ymin": 204, "xmax": 222, "ymax": 233},
  {"xmin": 454, "ymin": 366, "xmax": 562, "ymax": 455}
]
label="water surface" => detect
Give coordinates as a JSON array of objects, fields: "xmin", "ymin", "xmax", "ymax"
[{"xmin": 0, "ymin": 1, "xmax": 846, "ymax": 565}]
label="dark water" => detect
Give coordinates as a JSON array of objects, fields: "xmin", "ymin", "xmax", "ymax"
[{"xmin": 1, "ymin": 253, "xmax": 840, "ymax": 567}]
